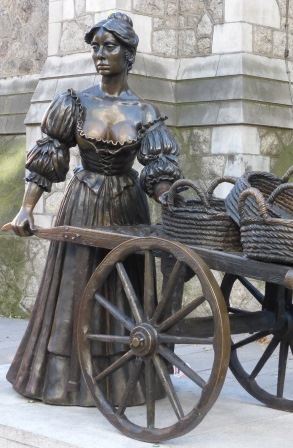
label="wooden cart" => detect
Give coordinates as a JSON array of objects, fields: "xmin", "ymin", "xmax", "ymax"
[{"xmin": 12, "ymin": 224, "xmax": 293, "ymax": 443}]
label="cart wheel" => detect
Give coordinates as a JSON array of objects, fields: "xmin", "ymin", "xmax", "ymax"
[
  {"xmin": 77, "ymin": 237, "xmax": 230, "ymax": 443},
  {"xmin": 222, "ymin": 273, "xmax": 293, "ymax": 411}
]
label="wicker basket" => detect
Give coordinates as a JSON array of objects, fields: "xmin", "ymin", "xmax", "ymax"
[
  {"xmin": 239, "ymin": 184, "xmax": 293, "ymax": 265},
  {"xmin": 161, "ymin": 178, "xmax": 241, "ymax": 251},
  {"xmin": 225, "ymin": 166, "xmax": 293, "ymax": 225}
]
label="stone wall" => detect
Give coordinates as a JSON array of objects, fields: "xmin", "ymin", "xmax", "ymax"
[
  {"xmin": 0, "ymin": 0, "xmax": 48, "ymax": 317},
  {"xmin": 0, "ymin": 0, "xmax": 48, "ymax": 77},
  {"xmin": 1, "ymin": 0, "xmax": 293, "ymax": 314}
]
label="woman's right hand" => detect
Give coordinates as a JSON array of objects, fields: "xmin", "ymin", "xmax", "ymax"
[{"xmin": 11, "ymin": 207, "xmax": 35, "ymax": 237}]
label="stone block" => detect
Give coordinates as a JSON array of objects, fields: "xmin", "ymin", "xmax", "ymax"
[
  {"xmin": 2, "ymin": 94, "xmax": 32, "ymax": 115},
  {"xmin": 63, "ymin": 0, "xmax": 75, "ymax": 20},
  {"xmin": 0, "ymin": 13, "xmax": 13, "ymax": 39},
  {"xmin": 208, "ymin": 0, "xmax": 224, "ymax": 23},
  {"xmin": 0, "ymin": 75, "xmax": 38, "ymax": 96},
  {"xmin": 178, "ymin": 30, "xmax": 197, "ymax": 57},
  {"xmin": 133, "ymin": 53, "xmax": 180, "ymax": 80},
  {"xmin": 212, "ymin": 23, "xmax": 253, "ymax": 54},
  {"xmin": 25, "ymin": 102, "xmax": 49, "ymax": 126},
  {"xmin": 60, "ymin": 15, "xmax": 94, "ymax": 54},
  {"xmin": 177, "ymin": 55, "xmax": 219, "ymax": 80},
  {"xmin": 33, "ymin": 214, "xmax": 53, "ymax": 228},
  {"xmin": 225, "ymin": 0, "xmax": 281, "ymax": 29},
  {"xmin": 179, "ymin": 0, "xmax": 205, "ymax": 15},
  {"xmin": 75, "ymin": 0, "xmax": 86, "ymax": 16},
  {"xmin": 31, "ymin": 79, "xmax": 58, "ymax": 102},
  {"xmin": 26, "ymin": 126, "xmax": 43, "ymax": 151},
  {"xmin": 224, "ymin": 154, "xmax": 270, "ymax": 178},
  {"xmin": 197, "ymin": 37, "xmax": 211, "ymax": 55},
  {"xmin": 49, "ymin": 0, "xmax": 63, "ymax": 23},
  {"xmin": 166, "ymin": 0, "xmax": 177, "ymax": 16},
  {"xmin": 41, "ymin": 53, "xmax": 94, "ymax": 78},
  {"xmin": 188, "ymin": 128, "xmax": 211, "ymax": 155},
  {"xmin": 152, "ymin": 29, "xmax": 177, "ymax": 57},
  {"xmin": 240, "ymin": 53, "xmax": 287, "ymax": 82},
  {"xmin": 86, "ymin": 0, "xmax": 116, "ymax": 12},
  {"xmin": 133, "ymin": 0, "xmax": 165, "ymax": 16},
  {"xmin": 259, "ymin": 130, "xmax": 282, "ymax": 156},
  {"xmin": 116, "ymin": 0, "xmax": 132, "ymax": 11},
  {"xmin": 273, "ymin": 31, "xmax": 286, "ymax": 58},
  {"xmin": 45, "ymin": 192, "xmax": 64, "ymax": 214},
  {"xmin": 197, "ymin": 13, "xmax": 213, "ymax": 37},
  {"xmin": 55, "ymin": 74, "xmax": 97, "ymax": 93},
  {"xmin": 211, "ymin": 126, "xmax": 260, "ymax": 155},
  {"xmin": 254, "ymin": 26, "xmax": 273, "ymax": 56},
  {"xmin": 48, "ymin": 22, "xmax": 62, "ymax": 56}
]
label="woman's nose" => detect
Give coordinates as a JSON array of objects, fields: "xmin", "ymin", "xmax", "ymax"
[{"xmin": 97, "ymin": 46, "xmax": 105, "ymax": 59}]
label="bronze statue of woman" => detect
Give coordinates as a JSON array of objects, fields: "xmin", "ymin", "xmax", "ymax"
[{"xmin": 7, "ymin": 12, "xmax": 181, "ymax": 406}]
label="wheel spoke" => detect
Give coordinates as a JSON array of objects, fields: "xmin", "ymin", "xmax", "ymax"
[
  {"xmin": 250, "ymin": 336, "xmax": 279, "ymax": 379},
  {"xmin": 151, "ymin": 260, "xmax": 183, "ymax": 323},
  {"xmin": 87, "ymin": 334, "xmax": 129, "ymax": 344},
  {"xmin": 145, "ymin": 358, "xmax": 156, "ymax": 428},
  {"xmin": 116, "ymin": 358, "xmax": 143, "ymax": 415},
  {"xmin": 94, "ymin": 349, "xmax": 134, "ymax": 382},
  {"xmin": 153, "ymin": 354, "xmax": 184, "ymax": 420},
  {"xmin": 159, "ymin": 334, "xmax": 214, "ymax": 345},
  {"xmin": 232, "ymin": 331, "xmax": 271, "ymax": 350},
  {"xmin": 158, "ymin": 296, "xmax": 206, "ymax": 333},
  {"xmin": 237, "ymin": 276, "xmax": 264, "ymax": 304},
  {"xmin": 95, "ymin": 293, "xmax": 134, "ymax": 331},
  {"xmin": 143, "ymin": 250, "xmax": 156, "ymax": 320},
  {"xmin": 158, "ymin": 345, "xmax": 206, "ymax": 389},
  {"xmin": 116, "ymin": 262, "xmax": 144, "ymax": 323},
  {"xmin": 277, "ymin": 341, "xmax": 289, "ymax": 398}
]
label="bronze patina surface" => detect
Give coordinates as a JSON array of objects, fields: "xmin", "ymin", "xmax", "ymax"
[{"xmin": 6, "ymin": 12, "xmax": 181, "ymax": 406}]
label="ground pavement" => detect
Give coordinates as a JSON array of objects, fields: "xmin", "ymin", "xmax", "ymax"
[{"xmin": 0, "ymin": 317, "xmax": 292, "ymax": 448}]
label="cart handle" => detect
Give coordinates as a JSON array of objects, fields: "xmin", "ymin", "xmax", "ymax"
[
  {"xmin": 206, "ymin": 176, "xmax": 237, "ymax": 200},
  {"xmin": 238, "ymin": 188, "xmax": 269, "ymax": 222},
  {"xmin": 167, "ymin": 179, "xmax": 209, "ymax": 208},
  {"xmin": 267, "ymin": 182, "xmax": 293, "ymax": 205},
  {"xmin": 281, "ymin": 165, "xmax": 293, "ymax": 183}
]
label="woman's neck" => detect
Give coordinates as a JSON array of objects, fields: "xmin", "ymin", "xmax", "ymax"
[{"xmin": 101, "ymin": 72, "xmax": 129, "ymax": 97}]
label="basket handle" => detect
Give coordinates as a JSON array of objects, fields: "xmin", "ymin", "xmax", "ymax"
[
  {"xmin": 238, "ymin": 188, "xmax": 269, "ymax": 222},
  {"xmin": 267, "ymin": 182, "xmax": 293, "ymax": 205},
  {"xmin": 206, "ymin": 176, "xmax": 237, "ymax": 200},
  {"xmin": 167, "ymin": 179, "xmax": 209, "ymax": 208},
  {"xmin": 281, "ymin": 166, "xmax": 293, "ymax": 182}
]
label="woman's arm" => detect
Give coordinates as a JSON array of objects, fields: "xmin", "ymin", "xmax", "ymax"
[{"xmin": 11, "ymin": 183, "xmax": 43, "ymax": 237}]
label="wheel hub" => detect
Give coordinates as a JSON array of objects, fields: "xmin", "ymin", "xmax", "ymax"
[{"xmin": 130, "ymin": 323, "xmax": 158, "ymax": 356}]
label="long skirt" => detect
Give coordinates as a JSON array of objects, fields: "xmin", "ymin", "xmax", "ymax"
[{"xmin": 7, "ymin": 171, "xmax": 158, "ymax": 406}]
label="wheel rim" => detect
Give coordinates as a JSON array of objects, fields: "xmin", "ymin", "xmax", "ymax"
[
  {"xmin": 77, "ymin": 238, "xmax": 230, "ymax": 442},
  {"xmin": 222, "ymin": 273, "xmax": 293, "ymax": 411}
]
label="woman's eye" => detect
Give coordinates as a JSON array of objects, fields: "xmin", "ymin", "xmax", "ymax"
[{"xmin": 92, "ymin": 45, "xmax": 99, "ymax": 52}]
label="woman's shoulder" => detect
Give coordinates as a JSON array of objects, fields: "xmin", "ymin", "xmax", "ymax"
[{"xmin": 138, "ymin": 100, "xmax": 164, "ymax": 126}]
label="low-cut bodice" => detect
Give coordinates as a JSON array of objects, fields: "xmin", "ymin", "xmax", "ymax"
[{"xmin": 25, "ymin": 88, "xmax": 182, "ymax": 196}]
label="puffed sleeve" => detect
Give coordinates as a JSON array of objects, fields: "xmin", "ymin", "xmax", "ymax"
[
  {"xmin": 25, "ymin": 90, "xmax": 77, "ymax": 192},
  {"xmin": 138, "ymin": 120, "xmax": 182, "ymax": 197}
]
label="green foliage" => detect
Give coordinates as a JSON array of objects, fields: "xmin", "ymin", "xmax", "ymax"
[
  {"xmin": 0, "ymin": 235, "xmax": 26, "ymax": 318},
  {"xmin": 271, "ymin": 144, "xmax": 293, "ymax": 177},
  {"xmin": 0, "ymin": 135, "xmax": 26, "ymax": 317},
  {"xmin": 0, "ymin": 135, "xmax": 25, "ymax": 226}
]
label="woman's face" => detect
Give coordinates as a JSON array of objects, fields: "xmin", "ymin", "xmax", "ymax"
[{"xmin": 91, "ymin": 28, "xmax": 127, "ymax": 76}]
